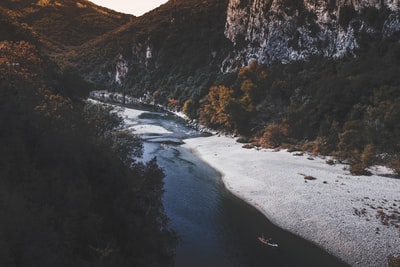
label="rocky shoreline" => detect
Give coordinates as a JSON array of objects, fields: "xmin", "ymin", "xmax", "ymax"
[{"xmin": 182, "ymin": 135, "xmax": 400, "ymax": 267}]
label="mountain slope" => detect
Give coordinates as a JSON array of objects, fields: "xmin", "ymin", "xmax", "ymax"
[
  {"xmin": 2, "ymin": 0, "xmax": 400, "ymax": 102},
  {"xmin": 0, "ymin": 8, "xmax": 177, "ymax": 266},
  {"xmin": 0, "ymin": 0, "xmax": 132, "ymax": 65},
  {"xmin": 1, "ymin": 0, "xmax": 131, "ymax": 45},
  {"xmin": 0, "ymin": 0, "xmax": 230, "ymax": 102},
  {"xmin": 66, "ymin": 0, "xmax": 231, "ymax": 102},
  {"xmin": 223, "ymin": 0, "xmax": 400, "ymax": 70}
]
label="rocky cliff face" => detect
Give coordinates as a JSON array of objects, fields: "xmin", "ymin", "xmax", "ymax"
[{"xmin": 223, "ymin": 0, "xmax": 400, "ymax": 70}]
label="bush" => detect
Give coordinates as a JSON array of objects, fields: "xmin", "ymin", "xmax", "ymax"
[
  {"xmin": 237, "ymin": 135, "xmax": 251, "ymax": 143},
  {"xmin": 387, "ymin": 154, "xmax": 400, "ymax": 176},
  {"xmin": 300, "ymin": 137, "xmax": 330, "ymax": 155},
  {"xmin": 361, "ymin": 144, "xmax": 375, "ymax": 168},
  {"xmin": 182, "ymin": 98, "xmax": 197, "ymax": 119},
  {"xmin": 346, "ymin": 144, "xmax": 375, "ymax": 175},
  {"xmin": 350, "ymin": 162, "xmax": 372, "ymax": 175},
  {"xmin": 258, "ymin": 122, "xmax": 289, "ymax": 148}
]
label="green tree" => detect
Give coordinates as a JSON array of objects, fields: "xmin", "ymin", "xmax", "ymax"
[
  {"xmin": 182, "ymin": 98, "xmax": 197, "ymax": 119},
  {"xmin": 337, "ymin": 120, "xmax": 367, "ymax": 159}
]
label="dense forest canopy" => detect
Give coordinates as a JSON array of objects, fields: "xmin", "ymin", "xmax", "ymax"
[{"xmin": 0, "ymin": 19, "xmax": 176, "ymax": 267}]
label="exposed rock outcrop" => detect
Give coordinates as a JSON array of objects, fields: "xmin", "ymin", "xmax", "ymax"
[{"xmin": 223, "ymin": 0, "xmax": 400, "ymax": 71}]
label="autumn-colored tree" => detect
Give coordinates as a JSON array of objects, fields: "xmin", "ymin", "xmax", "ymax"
[
  {"xmin": 361, "ymin": 144, "xmax": 376, "ymax": 168},
  {"xmin": 258, "ymin": 121, "xmax": 289, "ymax": 148},
  {"xmin": 238, "ymin": 61, "xmax": 269, "ymax": 109},
  {"xmin": 238, "ymin": 61, "xmax": 268, "ymax": 83},
  {"xmin": 199, "ymin": 85, "xmax": 237, "ymax": 131},
  {"xmin": 168, "ymin": 98, "xmax": 180, "ymax": 111},
  {"xmin": 239, "ymin": 79, "xmax": 256, "ymax": 113},
  {"xmin": 0, "ymin": 41, "xmax": 43, "ymax": 79}
]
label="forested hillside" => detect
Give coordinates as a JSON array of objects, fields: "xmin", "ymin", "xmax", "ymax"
[
  {"xmin": 0, "ymin": 0, "xmax": 131, "ymax": 48},
  {"xmin": 66, "ymin": 0, "xmax": 231, "ymax": 102},
  {"xmin": 0, "ymin": 9, "xmax": 176, "ymax": 267},
  {"xmin": 0, "ymin": 0, "xmax": 230, "ymax": 102},
  {"xmin": 195, "ymin": 36, "xmax": 400, "ymax": 175}
]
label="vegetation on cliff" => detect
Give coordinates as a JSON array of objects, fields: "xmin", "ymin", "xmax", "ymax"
[
  {"xmin": 195, "ymin": 37, "xmax": 400, "ymax": 175},
  {"xmin": 0, "ymin": 0, "xmax": 231, "ymax": 104}
]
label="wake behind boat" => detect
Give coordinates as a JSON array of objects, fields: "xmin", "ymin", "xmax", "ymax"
[{"xmin": 258, "ymin": 236, "xmax": 278, "ymax": 247}]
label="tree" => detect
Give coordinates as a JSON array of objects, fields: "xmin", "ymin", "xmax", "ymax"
[
  {"xmin": 182, "ymin": 98, "xmax": 197, "ymax": 119},
  {"xmin": 199, "ymin": 85, "xmax": 237, "ymax": 131},
  {"xmin": 258, "ymin": 121, "xmax": 289, "ymax": 148},
  {"xmin": 337, "ymin": 120, "xmax": 367, "ymax": 159},
  {"xmin": 237, "ymin": 60, "xmax": 269, "ymax": 106},
  {"xmin": 0, "ymin": 40, "xmax": 177, "ymax": 267}
]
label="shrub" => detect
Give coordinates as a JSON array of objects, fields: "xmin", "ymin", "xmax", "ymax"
[
  {"xmin": 301, "ymin": 137, "xmax": 330, "ymax": 155},
  {"xmin": 350, "ymin": 162, "xmax": 371, "ymax": 175},
  {"xmin": 361, "ymin": 144, "xmax": 375, "ymax": 168},
  {"xmin": 242, "ymin": 143, "xmax": 254, "ymax": 149},
  {"xmin": 168, "ymin": 98, "xmax": 180, "ymax": 111},
  {"xmin": 347, "ymin": 144, "xmax": 375, "ymax": 175},
  {"xmin": 237, "ymin": 135, "xmax": 251, "ymax": 143},
  {"xmin": 337, "ymin": 120, "xmax": 367, "ymax": 160},
  {"xmin": 258, "ymin": 122, "xmax": 289, "ymax": 148},
  {"xmin": 387, "ymin": 154, "xmax": 400, "ymax": 176},
  {"xmin": 182, "ymin": 98, "xmax": 197, "ymax": 119}
]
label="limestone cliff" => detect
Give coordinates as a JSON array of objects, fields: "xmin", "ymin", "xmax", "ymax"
[{"xmin": 223, "ymin": 0, "xmax": 400, "ymax": 70}]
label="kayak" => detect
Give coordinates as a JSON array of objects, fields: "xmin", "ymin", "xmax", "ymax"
[{"xmin": 258, "ymin": 236, "xmax": 278, "ymax": 247}]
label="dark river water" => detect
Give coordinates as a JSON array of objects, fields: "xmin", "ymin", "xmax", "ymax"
[{"xmin": 126, "ymin": 107, "xmax": 349, "ymax": 267}]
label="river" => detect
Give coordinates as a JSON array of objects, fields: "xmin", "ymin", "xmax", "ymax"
[{"xmin": 124, "ymin": 106, "xmax": 349, "ymax": 267}]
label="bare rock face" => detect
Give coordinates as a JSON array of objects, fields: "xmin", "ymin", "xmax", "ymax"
[{"xmin": 223, "ymin": 0, "xmax": 400, "ymax": 71}]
